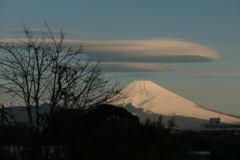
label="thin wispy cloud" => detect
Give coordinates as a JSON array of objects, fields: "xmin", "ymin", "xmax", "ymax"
[
  {"xmin": 101, "ymin": 63, "xmax": 179, "ymax": 72},
  {"xmin": 149, "ymin": 37, "xmax": 182, "ymax": 41},
  {"xmin": 5, "ymin": 29, "xmax": 90, "ymax": 36},
  {"xmin": 179, "ymin": 72, "xmax": 240, "ymax": 77},
  {"xmin": 124, "ymin": 73, "xmax": 162, "ymax": 77},
  {"xmin": 168, "ymin": 85, "xmax": 240, "ymax": 96}
]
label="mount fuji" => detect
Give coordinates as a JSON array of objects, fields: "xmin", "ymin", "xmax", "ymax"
[{"xmin": 111, "ymin": 80, "xmax": 240, "ymax": 128}]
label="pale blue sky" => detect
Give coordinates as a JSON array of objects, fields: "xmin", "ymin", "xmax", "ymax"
[{"xmin": 0, "ymin": 0, "xmax": 240, "ymax": 115}]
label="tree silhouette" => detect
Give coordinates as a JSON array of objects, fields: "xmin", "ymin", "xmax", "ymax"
[{"xmin": 0, "ymin": 23, "xmax": 122, "ymax": 160}]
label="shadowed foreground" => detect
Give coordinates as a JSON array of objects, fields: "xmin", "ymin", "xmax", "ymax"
[{"xmin": 1, "ymin": 104, "xmax": 240, "ymax": 160}]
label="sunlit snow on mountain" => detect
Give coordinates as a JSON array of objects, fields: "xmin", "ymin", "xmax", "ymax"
[{"xmin": 111, "ymin": 80, "xmax": 240, "ymax": 128}]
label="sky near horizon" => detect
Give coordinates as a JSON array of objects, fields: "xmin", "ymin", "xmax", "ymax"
[{"xmin": 0, "ymin": 0, "xmax": 240, "ymax": 115}]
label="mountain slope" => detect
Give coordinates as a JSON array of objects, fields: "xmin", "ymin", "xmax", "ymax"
[{"xmin": 111, "ymin": 80, "xmax": 240, "ymax": 127}]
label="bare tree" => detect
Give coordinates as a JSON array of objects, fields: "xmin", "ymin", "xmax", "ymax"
[{"xmin": 0, "ymin": 22, "xmax": 122, "ymax": 159}]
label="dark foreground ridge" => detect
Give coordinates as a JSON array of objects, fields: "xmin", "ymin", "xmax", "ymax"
[{"xmin": 1, "ymin": 104, "xmax": 240, "ymax": 160}]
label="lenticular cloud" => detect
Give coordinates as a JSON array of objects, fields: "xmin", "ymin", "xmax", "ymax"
[
  {"xmin": 1, "ymin": 38, "xmax": 220, "ymax": 63},
  {"xmin": 83, "ymin": 39, "xmax": 220, "ymax": 63}
]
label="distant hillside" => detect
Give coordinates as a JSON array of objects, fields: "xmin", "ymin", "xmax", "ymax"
[{"xmin": 3, "ymin": 103, "xmax": 50, "ymax": 121}]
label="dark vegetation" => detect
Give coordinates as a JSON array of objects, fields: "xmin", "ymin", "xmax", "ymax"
[
  {"xmin": 1, "ymin": 104, "xmax": 240, "ymax": 160},
  {"xmin": 0, "ymin": 104, "xmax": 185, "ymax": 160},
  {"xmin": 180, "ymin": 131, "xmax": 240, "ymax": 160},
  {"xmin": 0, "ymin": 23, "xmax": 122, "ymax": 160}
]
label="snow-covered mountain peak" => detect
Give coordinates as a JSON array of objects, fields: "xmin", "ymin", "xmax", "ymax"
[
  {"xmin": 124, "ymin": 80, "xmax": 159, "ymax": 97},
  {"xmin": 124, "ymin": 80, "xmax": 167, "ymax": 95},
  {"xmin": 121, "ymin": 80, "xmax": 190, "ymax": 104},
  {"xmin": 111, "ymin": 80, "xmax": 240, "ymax": 126}
]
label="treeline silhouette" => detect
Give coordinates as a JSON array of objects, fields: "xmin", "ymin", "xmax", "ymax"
[
  {"xmin": 2, "ymin": 104, "xmax": 240, "ymax": 160},
  {"xmin": 44, "ymin": 104, "xmax": 185, "ymax": 159},
  {"xmin": 0, "ymin": 104, "xmax": 190, "ymax": 160}
]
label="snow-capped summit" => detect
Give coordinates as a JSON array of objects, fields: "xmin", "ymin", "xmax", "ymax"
[{"xmin": 112, "ymin": 80, "xmax": 240, "ymax": 127}]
